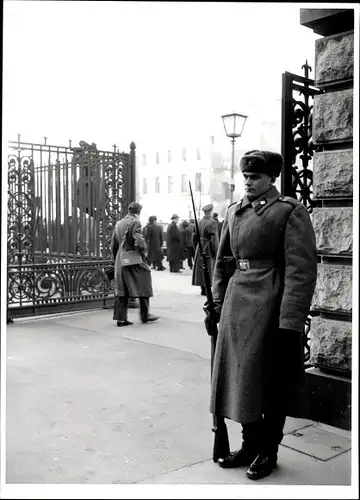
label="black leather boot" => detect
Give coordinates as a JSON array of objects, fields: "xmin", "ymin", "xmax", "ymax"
[
  {"xmin": 246, "ymin": 447, "xmax": 278, "ymax": 480},
  {"xmin": 142, "ymin": 314, "xmax": 159, "ymax": 324},
  {"xmin": 117, "ymin": 320, "xmax": 133, "ymax": 327},
  {"xmin": 217, "ymin": 444, "xmax": 258, "ymax": 469}
]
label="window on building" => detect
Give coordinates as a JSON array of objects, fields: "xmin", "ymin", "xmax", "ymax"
[
  {"xmin": 211, "ymin": 136, "xmax": 214, "ymax": 145},
  {"xmin": 168, "ymin": 150, "xmax": 172, "ymax": 163},
  {"xmin": 168, "ymin": 176, "xmax": 173, "ymax": 193},
  {"xmin": 142, "ymin": 154, "xmax": 147, "ymax": 166},
  {"xmin": 143, "ymin": 178, "xmax": 147, "ymax": 194},
  {"xmin": 156, "ymin": 152, "xmax": 160, "ymax": 164},
  {"xmin": 197, "ymin": 148, "xmax": 201, "ymax": 160},
  {"xmin": 155, "ymin": 176, "xmax": 160, "ymax": 193},
  {"xmin": 181, "ymin": 174, "xmax": 187, "ymax": 192},
  {"xmin": 195, "ymin": 173, "xmax": 202, "ymax": 192},
  {"xmin": 182, "ymin": 148, "xmax": 186, "ymax": 161}
]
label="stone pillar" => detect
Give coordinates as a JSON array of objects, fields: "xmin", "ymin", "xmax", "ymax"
[{"xmin": 300, "ymin": 8, "xmax": 354, "ymax": 430}]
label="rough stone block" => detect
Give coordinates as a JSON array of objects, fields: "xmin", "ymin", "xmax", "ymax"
[
  {"xmin": 313, "ymin": 149, "xmax": 353, "ymax": 198},
  {"xmin": 312, "ymin": 208, "xmax": 352, "ymax": 255},
  {"xmin": 315, "ymin": 32, "xmax": 354, "ymax": 85},
  {"xmin": 313, "ymin": 89, "xmax": 353, "ymax": 144},
  {"xmin": 312, "ymin": 264, "xmax": 352, "ymax": 312},
  {"xmin": 310, "ymin": 316, "xmax": 352, "ymax": 373}
]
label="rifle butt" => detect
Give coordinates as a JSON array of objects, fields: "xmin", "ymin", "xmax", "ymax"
[{"xmin": 212, "ymin": 417, "xmax": 230, "ymax": 463}]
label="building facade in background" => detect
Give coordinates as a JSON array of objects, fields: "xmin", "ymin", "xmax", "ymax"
[{"xmin": 136, "ymin": 102, "xmax": 282, "ymax": 224}]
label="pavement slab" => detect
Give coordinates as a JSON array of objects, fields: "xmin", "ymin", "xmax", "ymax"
[
  {"xmin": 139, "ymin": 443, "xmax": 351, "ymax": 485},
  {"xmin": 6, "ymin": 320, "xmax": 214, "ymax": 484},
  {"xmin": 282, "ymin": 426, "xmax": 351, "ymax": 461}
]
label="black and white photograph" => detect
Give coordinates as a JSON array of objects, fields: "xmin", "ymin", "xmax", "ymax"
[{"xmin": 1, "ymin": 2, "xmax": 358, "ymax": 499}]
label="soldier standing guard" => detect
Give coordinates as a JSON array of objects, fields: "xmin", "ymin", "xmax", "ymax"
[
  {"xmin": 111, "ymin": 202, "xmax": 159, "ymax": 326},
  {"xmin": 208, "ymin": 150, "xmax": 317, "ymax": 480},
  {"xmin": 192, "ymin": 204, "xmax": 219, "ymax": 295}
]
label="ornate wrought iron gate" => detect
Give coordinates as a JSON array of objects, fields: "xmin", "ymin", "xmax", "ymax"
[
  {"xmin": 281, "ymin": 61, "xmax": 323, "ymax": 211},
  {"xmin": 281, "ymin": 61, "xmax": 323, "ymax": 367},
  {"xmin": 7, "ymin": 137, "xmax": 136, "ymax": 320}
]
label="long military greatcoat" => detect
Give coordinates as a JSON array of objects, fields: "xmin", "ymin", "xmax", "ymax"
[
  {"xmin": 210, "ymin": 186, "xmax": 317, "ymax": 424},
  {"xmin": 144, "ymin": 221, "xmax": 163, "ymax": 263},
  {"xmin": 166, "ymin": 221, "xmax": 182, "ymax": 263},
  {"xmin": 192, "ymin": 215, "xmax": 219, "ymax": 287},
  {"xmin": 111, "ymin": 214, "xmax": 153, "ymax": 298},
  {"xmin": 179, "ymin": 222, "xmax": 188, "ymax": 261}
]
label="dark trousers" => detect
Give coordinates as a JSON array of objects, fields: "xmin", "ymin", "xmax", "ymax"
[
  {"xmin": 242, "ymin": 412, "xmax": 286, "ymax": 455},
  {"xmin": 113, "ymin": 296, "xmax": 150, "ymax": 323},
  {"xmin": 155, "ymin": 259, "xmax": 165, "ymax": 270},
  {"xmin": 187, "ymin": 248, "xmax": 194, "ymax": 269},
  {"xmin": 148, "ymin": 259, "xmax": 164, "ymax": 270},
  {"xmin": 169, "ymin": 261, "xmax": 180, "ymax": 272}
]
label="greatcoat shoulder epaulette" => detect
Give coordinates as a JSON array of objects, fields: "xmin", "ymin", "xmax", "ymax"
[{"xmin": 277, "ymin": 195, "xmax": 299, "ymax": 207}]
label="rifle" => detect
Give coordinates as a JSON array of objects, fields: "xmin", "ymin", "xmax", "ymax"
[{"xmin": 189, "ymin": 181, "xmax": 230, "ymax": 463}]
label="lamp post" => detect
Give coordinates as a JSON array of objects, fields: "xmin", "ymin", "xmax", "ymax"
[{"xmin": 221, "ymin": 113, "xmax": 248, "ymax": 204}]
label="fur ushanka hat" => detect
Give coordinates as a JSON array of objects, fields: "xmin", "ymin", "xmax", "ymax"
[{"xmin": 240, "ymin": 150, "xmax": 284, "ymax": 178}]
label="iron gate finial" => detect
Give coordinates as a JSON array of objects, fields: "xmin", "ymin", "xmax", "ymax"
[{"xmin": 302, "ymin": 59, "xmax": 312, "ymax": 79}]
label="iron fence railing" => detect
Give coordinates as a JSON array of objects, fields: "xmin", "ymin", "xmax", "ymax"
[{"xmin": 7, "ymin": 136, "xmax": 135, "ymax": 319}]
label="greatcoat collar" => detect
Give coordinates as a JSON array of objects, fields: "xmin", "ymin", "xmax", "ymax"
[{"xmin": 235, "ymin": 185, "xmax": 281, "ymax": 216}]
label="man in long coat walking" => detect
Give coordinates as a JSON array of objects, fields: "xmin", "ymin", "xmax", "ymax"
[
  {"xmin": 144, "ymin": 216, "xmax": 165, "ymax": 270},
  {"xmin": 181, "ymin": 220, "xmax": 194, "ymax": 269},
  {"xmin": 192, "ymin": 204, "xmax": 219, "ymax": 295},
  {"xmin": 186, "ymin": 219, "xmax": 195, "ymax": 269},
  {"xmin": 166, "ymin": 214, "xmax": 182, "ymax": 272},
  {"xmin": 208, "ymin": 150, "xmax": 317, "ymax": 480},
  {"xmin": 213, "ymin": 212, "xmax": 222, "ymax": 237},
  {"xmin": 154, "ymin": 216, "xmax": 166, "ymax": 270},
  {"xmin": 111, "ymin": 202, "xmax": 159, "ymax": 326},
  {"xmin": 179, "ymin": 220, "xmax": 188, "ymax": 269}
]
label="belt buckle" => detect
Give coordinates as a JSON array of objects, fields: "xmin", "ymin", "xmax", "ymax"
[{"xmin": 239, "ymin": 259, "xmax": 250, "ymax": 271}]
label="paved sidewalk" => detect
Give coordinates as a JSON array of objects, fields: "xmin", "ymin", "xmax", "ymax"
[{"xmin": 4, "ymin": 264, "xmax": 353, "ymax": 494}]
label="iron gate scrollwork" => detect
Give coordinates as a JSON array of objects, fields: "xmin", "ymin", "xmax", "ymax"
[
  {"xmin": 7, "ymin": 137, "xmax": 136, "ymax": 319},
  {"xmin": 281, "ymin": 61, "xmax": 323, "ymax": 368}
]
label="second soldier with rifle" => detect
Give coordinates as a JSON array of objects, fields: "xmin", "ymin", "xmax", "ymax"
[{"xmin": 192, "ymin": 204, "xmax": 219, "ymax": 295}]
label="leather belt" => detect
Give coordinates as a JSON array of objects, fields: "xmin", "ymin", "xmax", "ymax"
[{"xmin": 236, "ymin": 259, "xmax": 275, "ymax": 270}]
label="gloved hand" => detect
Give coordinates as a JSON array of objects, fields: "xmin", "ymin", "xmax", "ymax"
[
  {"xmin": 266, "ymin": 328, "xmax": 307, "ymax": 414},
  {"xmin": 203, "ymin": 301, "xmax": 221, "ymax": 336},
  {"xmin": 276, "ymin": 328, "xmax": 303, "ymax": 355},
  {"xmin": 204, "ymin": 315, "xmax": 218, "ymax": 336}
]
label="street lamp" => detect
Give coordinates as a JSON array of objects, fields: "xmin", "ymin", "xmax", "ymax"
[{"xmin": 221, "ymin": 113, "xmax": 248, "ymax": 204}]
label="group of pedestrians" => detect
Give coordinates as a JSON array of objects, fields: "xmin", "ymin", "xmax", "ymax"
[
  {"xmin": 110, "ymin": 148, "xmax": 318, "ymax": 482},
  {"xmin": 110, "ymin": 202, "xmax": 222, "ymax": 324},
  {"xmin": 141, "ymin": 213, "xmax": 195, "ymax": 273},
  {"xmin": 141, "ymin": 210, "xmax": 222, "ymax": 285},
  {"xmin": 165, "ymin": 214, "xmax": 195, "ymax": 273},
  {"xmin": 162, "ymin": 206, "xmax": 223, "ymax": 297}
]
